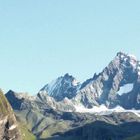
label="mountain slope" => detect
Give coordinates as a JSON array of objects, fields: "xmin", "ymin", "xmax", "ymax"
[
  {"xmin": 6, "ymin": 90, "xmax": 140, "ymax": 140},
  {"xmin": 0, "ymin": 89, "xmax": 21, "ymax": 140},
  {"xmin": 46, "ymin": 121, "xmax": 140, "ymax": 140}
]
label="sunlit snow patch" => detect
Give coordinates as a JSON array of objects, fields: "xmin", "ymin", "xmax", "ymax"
[
  {"xmin": 75, "ymin": 104, "xmax": 140, "ymax": 117},
  {"xmin": 117, "ymin": 84, "xmax": 133, "ymax": 95},
  {"xmin": 75, "ymin": 105, "xmax": 125, "ymax": 114},
  {"xmin": 75, "ymin": 104, "xmax": 108, "ymax": 113}
]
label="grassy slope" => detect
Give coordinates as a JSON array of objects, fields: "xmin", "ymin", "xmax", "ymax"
[
  {"xmin": 0, "ymin": 90, "xmax": 10, "ymax": 115},
  {"xmin": 19, "ymin": 122, "xmax": 37, "ymax": 140},
  {"xmin": 40, "ymin": 121, "xmax": 70, "ymax": 139}
]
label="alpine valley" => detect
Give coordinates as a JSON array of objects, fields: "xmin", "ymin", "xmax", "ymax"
[{"xmin": 2, "ymin": 52, "xmax": 140, "ymax": 140}]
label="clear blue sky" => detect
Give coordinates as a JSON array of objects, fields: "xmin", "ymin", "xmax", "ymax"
[{"xmin": 0, "ymin": 0, "xmax": 140, "ymax": 94}]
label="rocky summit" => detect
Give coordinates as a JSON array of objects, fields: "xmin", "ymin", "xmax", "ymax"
[{"xmin": 40, "ymin": 73, "xmax": 80, "ymax": 101}]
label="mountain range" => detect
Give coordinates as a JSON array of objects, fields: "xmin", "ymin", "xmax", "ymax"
[
  {"xmin": 39, "ymin": 52, "xmax": 140, "ymax": 110},
  {"xmin": 1, "ymin": 52, "xmax": 140, "ymax": 140}
]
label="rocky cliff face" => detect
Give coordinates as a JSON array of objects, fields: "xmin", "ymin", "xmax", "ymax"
[
  {"xmin": 0, "ymin": 90, "xmax": 21, "ymax": 140},
  {"xmin": 73, "ymin": 52, "xmax": 140, "ymax": 109}
]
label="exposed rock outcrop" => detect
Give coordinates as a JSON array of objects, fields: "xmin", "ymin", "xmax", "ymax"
[{"xmin": 0, "ymin": 90, "xmax": 21, "ymax": 140}]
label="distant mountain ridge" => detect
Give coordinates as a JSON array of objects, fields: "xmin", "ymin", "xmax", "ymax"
[
  {"xmin": 7, "ymin": 52, "xmax": 140, "ymax": 112},
  {"xmin": 38, "ymin": 52, "xmax": 140, "ymax": 110}
]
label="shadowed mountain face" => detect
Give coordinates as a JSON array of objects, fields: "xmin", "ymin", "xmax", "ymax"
[
  {"xmin": 0, "ymin": 90, "xmax": 21, "ymax": 140},
  {"xmin": 45, "ymin": 121, "xmax": 140, "ymax": 140},
  {"xmin": 5, "ymin": 52, "xmax": 140, "ymax": 139}
]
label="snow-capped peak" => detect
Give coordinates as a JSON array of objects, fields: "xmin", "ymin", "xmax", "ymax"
[
  {"xmin": 72, "ymin": 79, "xmax": 79, "ymax": 86},
  {"xmin": 40, "ymin": 74, "xmax": 80, "ymax": 101},
  {"xmin": 117, "ymin": 52, "xmax": 137, "ymax": 62},
  {"xmin": 128, "ymin": 54, "xmax": 137, "ymax": 61},
  {"xmin": 115, "ymin": 52, "xmax": 139, "ymax": 70}
]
